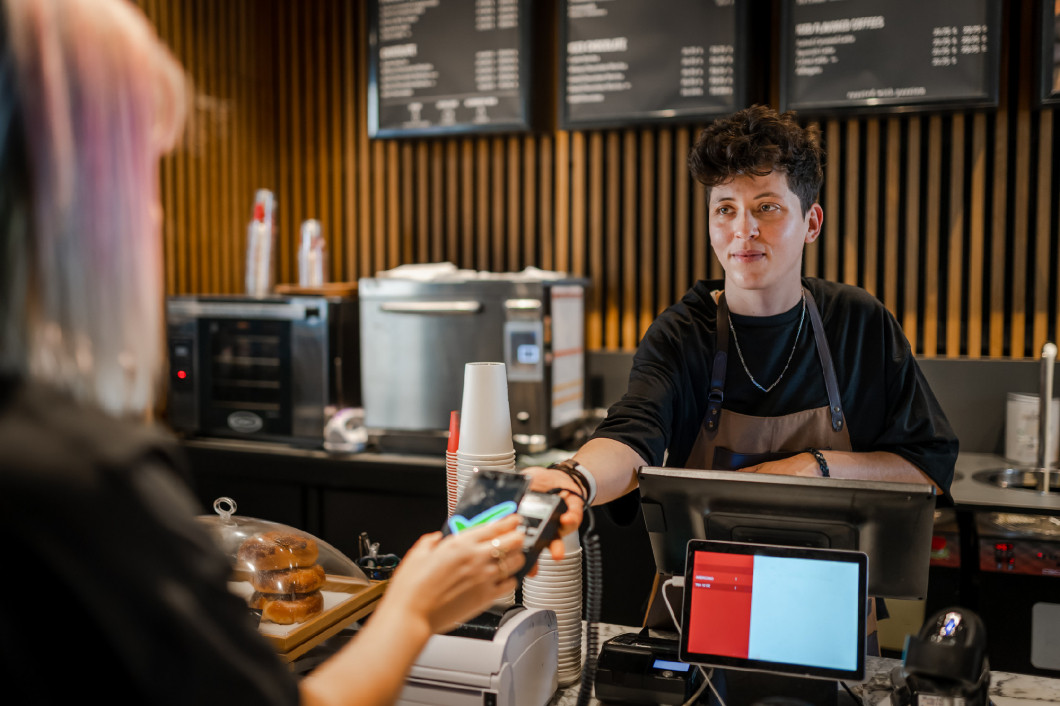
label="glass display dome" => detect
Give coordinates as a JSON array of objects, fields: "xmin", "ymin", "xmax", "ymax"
[{"xmin": 198, "ymin": 497, "xmax": 369, "ymax": 626}]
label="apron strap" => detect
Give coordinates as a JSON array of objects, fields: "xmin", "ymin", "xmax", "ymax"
[
  {"xmin": 804, "ymin": 288, "xmax": 844, "ymax": 432},
  {"xmin": 706, "ymin": 293, "xmax": 730, "ymax": 431}
]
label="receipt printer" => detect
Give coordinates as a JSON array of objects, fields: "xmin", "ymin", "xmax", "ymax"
[
  {"xmin": 594, "ymin": 632, "xmax": 702, "ymax": 705},
  {"xmin": 396, "ymin": 606, "xmax": 558, "ymax": 706}
]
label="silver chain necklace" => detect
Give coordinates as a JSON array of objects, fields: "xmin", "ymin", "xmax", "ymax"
[{"xmin": 727, "ymin": 291, "xmax": 807, "ymax": 394}]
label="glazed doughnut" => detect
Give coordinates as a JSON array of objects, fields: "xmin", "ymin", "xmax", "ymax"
[
  {"xmin": 237, "ymin": 531, "xmax": 319, "ymax": 571},
  {"xmin": 250, "ymin": 563, "xmax": 326, "ymax": 594},
  {"xmin": 251, "ymin": 590, "xmax": 324, "ymax": 625}
]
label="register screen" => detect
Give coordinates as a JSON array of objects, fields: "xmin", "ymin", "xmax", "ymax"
[{"xmin": 679, "ymin": 541, "xmax": 866, "ymax": 680}]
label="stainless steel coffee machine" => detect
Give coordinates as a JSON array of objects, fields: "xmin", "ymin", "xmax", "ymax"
[{"xmin": 358, "ymin": 275, "xmax": 588, "ymax": 454}]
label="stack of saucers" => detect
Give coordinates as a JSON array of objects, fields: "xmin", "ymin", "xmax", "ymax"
[{"xmin": 521, "ymin": 531, "xmax": 583, "ymax": 685}]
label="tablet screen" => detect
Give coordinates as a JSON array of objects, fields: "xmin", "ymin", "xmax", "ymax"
[{"xmin": 678, "ymin": 539, "xmax": 867, "ymax": 682}]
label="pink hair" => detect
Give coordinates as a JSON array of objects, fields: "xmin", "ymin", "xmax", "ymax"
[{"xmin": 2, "ymin": 0, "xmax": 186, "ymax": 415}]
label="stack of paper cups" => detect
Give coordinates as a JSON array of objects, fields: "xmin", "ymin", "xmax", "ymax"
[
  {"xmin": 456, "ymin": 363, "xmax": 517, "ymax": 501},
  {"xmin": 456, "ymin": 362, "xmax": 517, "ymax": 606},
  {"xmin": 446, "ymin": 411, "xmax": 460, "ymax": 517},
  {"xmin": 521, "ymin": 531, "xmax": 583, "ymax": 686}
]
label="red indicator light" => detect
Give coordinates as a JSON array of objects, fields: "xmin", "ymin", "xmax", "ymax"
[
  {"xmin": 994, "ymin": 542, "xmax": 1012, "ymax": 553},
  {"xmin": 177, "ymin": 370, "xmax": 187, "ymax": 380}
]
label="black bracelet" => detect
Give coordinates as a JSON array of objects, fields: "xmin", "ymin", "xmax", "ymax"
[
  {"xmin": 806, "ymin": 448, "xmax": 830, "ymax": 477},
  {"xmin": 547, "ymin": 459, "xmax": 591, "ymax": 502}
]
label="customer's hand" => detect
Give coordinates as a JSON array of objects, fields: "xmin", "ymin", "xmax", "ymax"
[
  {"xmin": 522, "ymin": 466, "xmax": 585, "ymax": 561},
  {"xmin": 383, "ymin": 515, "xmax": 527, "ymax": 634}
]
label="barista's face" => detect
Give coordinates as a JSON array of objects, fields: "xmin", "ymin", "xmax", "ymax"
[{"xmin": 708, "ymin": 170, "xmax": 822, "ymax": 313}]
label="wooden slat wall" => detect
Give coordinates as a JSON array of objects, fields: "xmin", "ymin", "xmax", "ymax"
[{"xmin": 140, "ymin": 0, "xmax": 1059, "ymax": 358}]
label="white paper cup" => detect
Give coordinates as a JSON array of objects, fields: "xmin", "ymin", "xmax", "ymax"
[
  {"xmin": 522, "ymin": 578, "xmax": 581, "ymax": 591},
  {"xmin": 534, "ymin": 549, "xmax": 582, "ymax": 563},
  {"xmin": 524, "ymin": 577, "xmax": 580, "ymax": 589},
  {"xmin": 1006, "ymin": 392, "xmax": 1060, "ymax": 464},
  {"xmin": 456, "ymin": 450, "xmax": 518, "ymax": 462},
  {"xmin": 522, "ymin": 587, "xmax": 581, "ymax": 600},
  {"xmin": 525, "ymin": 602, "xmax": 580, "ymax": 617},
  {"xmin": 458, "ymin": 362, "xmax": 514, "ymax": 456},
  {"xmin": 522, "ymin": 597, "xmax": 580, "ymax": 610},
  {"xmin": 522, "ymin": 592, "xmax": 581, "ymax": 605},
  {"xmin": 528, "ymin": 567, "xmax": 582, "ymax": 578},
  {"xmin": 534, "ymin": 553, "xmax": 583, "ymax": 563},
  {"xmin": 456, "ymin": 461, "xmax": 516, "ymax": 472}
]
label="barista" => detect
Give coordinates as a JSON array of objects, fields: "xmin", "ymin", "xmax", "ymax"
[{"xmin": 527, "ymin": 104, "xmax": 959, "ymax": 642}]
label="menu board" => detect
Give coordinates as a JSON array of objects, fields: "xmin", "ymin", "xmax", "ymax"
[
  {"xmin": 367, "ymin": 0, "xmax": 538, "ymax": 138},
  {"xmin": 1041, "ymin": 0, "xmax": 1060, "ymax": 105},
  {"xmin": 780, "ymin": 0, "xmax": 1001, "ymax": 114},
  {"xmin": 559, "ymin": 0, "xmax": 748, "ymax": 129}
]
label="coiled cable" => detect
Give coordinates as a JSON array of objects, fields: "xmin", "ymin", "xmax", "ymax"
[{"xmin": 576, "ymin": 503, "xmax": 602, "ymax": 706}]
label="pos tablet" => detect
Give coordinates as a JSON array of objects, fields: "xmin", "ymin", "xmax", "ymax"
[{"xmin": 678, "ymin": 539, "xmax": 868, "ymax": 682}]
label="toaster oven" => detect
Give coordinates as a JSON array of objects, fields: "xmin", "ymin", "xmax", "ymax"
[{"xmin": 165, "ymin": 295, "xmax": 360, "ymax": 446}]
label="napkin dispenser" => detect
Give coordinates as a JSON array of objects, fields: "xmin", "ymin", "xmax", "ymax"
[{"xmin": 396, "ymin": 606, "xmax": 558, "ymax": 706}]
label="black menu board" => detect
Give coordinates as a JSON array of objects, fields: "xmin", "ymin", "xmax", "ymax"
[
  {"xmin": 780, "ymin": 0, "xmax": 1001, "ymax": 114},
  {"xmin": 1041, "ymin": 0, "xmax": 1060, "ymax": 106},
  {"xmin": 368, "ymin": 0, "xmax": 538, "ymax": 138},
  {"xmin": 559, "ymin": 0, "xmax": 748, "ymax": 129}
]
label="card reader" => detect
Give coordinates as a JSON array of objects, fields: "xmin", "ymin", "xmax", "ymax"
[
  {"xmin": 594, "ymin": 632, "xmax": 702, "ymax": 705},
  {"xmin": 442, "ymin": 470, "xmax": 567, "ymax": 578},
  {"xmin": 513, "ymin": 490, "xmax": 567, "ymax": 578}
]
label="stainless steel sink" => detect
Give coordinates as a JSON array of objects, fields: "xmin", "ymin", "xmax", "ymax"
[{"xmin": 973, "ymin": 467, "xmax": 1059, "ymax": 493}]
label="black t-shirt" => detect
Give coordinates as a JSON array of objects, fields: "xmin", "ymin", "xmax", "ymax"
[
  {"xmin": 593, "ymin": 278, "xmax": 958, "ymax": 494},
  {"xmin": 0, "ymin": 377, "xmax": 299, "ymax": 705}
]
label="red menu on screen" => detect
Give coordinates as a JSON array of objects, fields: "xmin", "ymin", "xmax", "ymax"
[{"xmin": 685, "ymin": 551, "xmax": 753, "ymax": 658}]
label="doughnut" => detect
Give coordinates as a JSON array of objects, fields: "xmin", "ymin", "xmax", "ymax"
[
  {"xmin": 250, "ymin": 564, "xmax": 326, "ymax": 594},
  {"xmin": 250, "ymin": 590, "xmax": 325, "ymax": 625},
  {"xmin": 237, "ymin": 531, "xmax": 319, "ymax": 571}
]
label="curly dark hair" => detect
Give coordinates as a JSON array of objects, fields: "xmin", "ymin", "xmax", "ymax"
[{"xmin": 688, "ymin": 104, "xmax": 824, "ymax": 215}]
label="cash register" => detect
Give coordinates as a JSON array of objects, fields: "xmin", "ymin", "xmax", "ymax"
[{"xmin": 396, "ymin": 605, "xmax": 559, "ymax": 706}]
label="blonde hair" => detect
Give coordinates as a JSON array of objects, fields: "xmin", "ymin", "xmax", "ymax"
[{"xmin": 0, "ymin": 0, "xmax": 186, "ymax": 416}]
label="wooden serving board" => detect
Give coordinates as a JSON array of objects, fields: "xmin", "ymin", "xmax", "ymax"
[{"xmin": 228, "ymin": 573, "xmax": 387, "ymax": 660}]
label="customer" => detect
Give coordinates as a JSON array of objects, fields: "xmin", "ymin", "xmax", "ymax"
[
  {"xmin": 0, "ymin": 1, "xmax": 525, "ymax": 704},
  {"xmin": 528, "ymin": 105, "xmax": 958, "ymax": 637}
]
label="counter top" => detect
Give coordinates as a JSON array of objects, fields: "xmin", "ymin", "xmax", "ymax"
[
  {"xmin": 183, "ymin": 440, "xmax": 1060, "ymax": 514},
  {"xmin": 552, "ymin": 623, "xmax": 1060, "ymax": 705},
  {"xmin": 951, "ymin": 453, "xmax": 1060, "ymax": 513},
  {"xmin": 181, "ymin": 437, "xmax": 444, "ymax": 469}
]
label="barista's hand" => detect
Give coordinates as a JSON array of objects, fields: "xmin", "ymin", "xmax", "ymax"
[
  {"xmin": 383, "ymin": 515, "xmax": 527, "ymax": 634},
  {"xmin": 522, "ymin": 466, "xmax": 585, "ymax": 561},
  {"xmin": 743, "ymin": 452, "xmax": 824, "ymax": 477}
]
